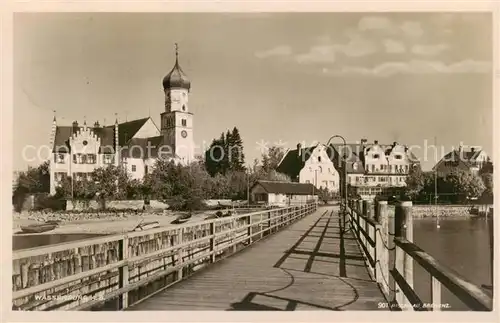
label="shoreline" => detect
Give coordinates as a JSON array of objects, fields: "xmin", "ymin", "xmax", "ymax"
[{"xmin": 12, "ymin": 212, "xmax": 215, "ymax": 236}]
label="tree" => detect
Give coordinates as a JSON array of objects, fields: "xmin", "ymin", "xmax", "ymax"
[
  {"xmin": 228, "ymin": 127, "xmax": 245, "ymax": 171},
  {"xmin": 149, "ymin": 159, "xmax": 208, "ymax": 211},
  {"xmin": 261, "ymin": 146, "xmax": 285, "ymax": 173},
  {"xmin": 479, "ymin": 172, "xmax": 493, "ymax": 205},
  {"xmin": 404, "ymin": 164, "xmax": 425, "ymax": 199},
  {"xmin": 317, "ymin": 187, "xmax": 332, "ymax": 204},
  {"xmin": 12, "ymin": 161, "xmax": 51, "ymax": 212},
  {"xmin": 204, "ymin": 127, "xmax": 246, "ymax": 176},
  {"xmin": 444, "ymin": 169, "xmax": 486, "ymax": 203}
]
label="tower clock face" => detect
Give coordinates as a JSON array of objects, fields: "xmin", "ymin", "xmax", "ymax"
[{"xmin": 181, "ymin": 130, "xmax": 188, "ymax": 138}]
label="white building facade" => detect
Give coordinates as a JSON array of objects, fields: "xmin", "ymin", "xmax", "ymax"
[
  {"xmin": 276, "ymin": 144, "xmax": 340, "ymax": 193},
  {"xmin": 49, "ymin": 50, "xmax": 195, "ymax": 195}
]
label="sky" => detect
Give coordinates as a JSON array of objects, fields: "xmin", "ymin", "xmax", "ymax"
[{"xmin": 13, "ymin": 12, "xmax": 493, "ymax": 171}]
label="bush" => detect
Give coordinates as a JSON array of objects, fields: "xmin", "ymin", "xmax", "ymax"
[{"xmin": 35, "ymin": 195, "xmax": 66, "ymax": 211}]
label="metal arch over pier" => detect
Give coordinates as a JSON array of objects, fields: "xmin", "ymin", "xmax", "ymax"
[{"xmin": 12, "ymin": 202, "xmax": 493, "ymax": 311}]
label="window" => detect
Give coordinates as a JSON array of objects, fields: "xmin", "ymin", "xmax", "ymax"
[
  {"xmin": 318, "ymin": 166, "xmax": 322, "ymax": 173},
  {"xmin": 73, "ymin": 153, "xmax": 83, "ymax": 164},
  {"xmin": 182, "ymin": 105, "xmax": 186, "ymax": 111},
  {"xmin": 373, "ymin": 154, "xmax": 379, "ymax": 159},
  {"xmin": 131, "ymin": 165, "xmax": 137, "ymax": 172},
  {"xmin": 318, "ymin": 156, "xmax": 321, "ymax": 162},
  {"xmin": 55, "ymin": 172, "xmax": 66, "ymax": 182},
  {"xmin": 330, "ymin": 181, "xmax": 335, "ymax": 187},
  {"xmin": 182, "ymin": 119, "xmax": 187, "ymax": 126},
  {"xmin": 81, "ymin": 154, "xmax": 87, "ymax": 164},
  {"xmin": 87, "ymin": 154, "xmax": 96, "ymax": 164},
  {"xmin": 371, "ymin": 164, "xmax": 375, "ymax": 172},
  {"xmin": 104, "ymin": 154, "xmax": 114, "ymax": 164},
  {"xmin": 55, "ymin": 154, "xmax": 65, "ymax": 163},
  {"xmin": 305, "ymin": 180, "xmax": 310, "ymax": 183},
  {"xmin": 395, "ymin": 155, "xmax": 402, "ymax": 160},
  {"xmin": 323, "ymin": 180, "xmax": 328, "ymax": 187},
  {"xmin": 145, "ymin": 165, "xmax": 149, "ymax": 174}
]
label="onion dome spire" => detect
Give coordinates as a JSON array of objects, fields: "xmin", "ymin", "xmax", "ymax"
[{"xmin": 162, "ymin": 43, "xmax": 191, "ymax": 91}]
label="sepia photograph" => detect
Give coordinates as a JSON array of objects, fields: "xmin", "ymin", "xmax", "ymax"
[{"xmin": 9, "ymin": 10, "xmax": 495, "ymax": 314}]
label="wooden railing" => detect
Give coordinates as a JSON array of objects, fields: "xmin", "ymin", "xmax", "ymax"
[
  {"xmin": 12, "ymin": 203, "xmax": 317, "ymax": 311},
  {"xmin": 346, "ymin": 199, "xmax": 493, "ymax": 311}
]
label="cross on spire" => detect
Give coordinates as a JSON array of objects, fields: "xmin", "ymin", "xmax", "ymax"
[
  {"xmin": 175, "ymin": 43, "xmax": 179, "ymax": 60},
  {"xmin": 52, "ymin": 110, "xmax": 56, "ymax": 122}
]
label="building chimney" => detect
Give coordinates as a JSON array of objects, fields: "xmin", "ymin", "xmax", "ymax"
[
  {"xmin": 72, "ymin": 121, "xmax": 78, "ymax": 128},
  {"xmin": 297, "ymin": 143, "xmax": 302, "ymax": 157},
  {"xmin": 360, "ymin": 138, "xmax": 367, "ymax": 145},
  {"xmin": 94, "ymin": 121, "xmax": 101, "ymax": 128},
  {"xmin": 471, "ymin": 147, "xmax": 475, "ymax": 153},
  {"xmin": 458, "ymin": 144, "xmax": 463, "ymax": 153},
  {"xmin": 393, "ymin": 141, "xmax": 398, "ymax": 146},
  {"xmin": 374, "ymin": 140, "xmax": 378, "ymax": 145}
]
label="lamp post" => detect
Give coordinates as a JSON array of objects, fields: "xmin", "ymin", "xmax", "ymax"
[
  {"xmin": 247, "ymin": 169, "xmax": 250, "ymax": 206},
  {"xmin": 326, "ymin": 135, "xmax": 348, "ymax": 215}
]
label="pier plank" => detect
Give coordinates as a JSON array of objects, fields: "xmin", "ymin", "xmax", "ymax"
[{"xmin": 130, "ymin": 206, "xmax": 388, "ymax": 311}]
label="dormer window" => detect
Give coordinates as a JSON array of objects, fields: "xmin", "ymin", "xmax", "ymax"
[
  {"xmin": 395, "ymin": 155, "xmax": 402, "ymax": 160},
  {"xmin": 55, "ymin": 154, "xmax": 65, "ymax": 164},
  {"xmin": 182, "ymin": 105, "xmax": 186, "ymax": 111},
  {"xmin": 373, "ymin": 154, "xmax": 379, "ymax": 159}
]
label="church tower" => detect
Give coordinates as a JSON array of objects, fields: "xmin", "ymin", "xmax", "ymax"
[{"xmin": 160, "ymin": 44, "xmax": 194, "ymax": 164}]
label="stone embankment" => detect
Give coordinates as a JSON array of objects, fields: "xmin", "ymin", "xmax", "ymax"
[{"xmin": 386, "ymin": 205, "xmax": 489, "ymax": 218}]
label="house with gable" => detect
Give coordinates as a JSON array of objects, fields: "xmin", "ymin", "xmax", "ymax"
[
  {"xmin": 329, "ymin": 139, "xmax": 420, "ymax": 199},
  {"xmin": 276, "ymin": 143, "xmax": 340, "ymax": 193},
  {"xmin": 433, "ymin": 145, "xmax": 491, "ymax": 177},
  {"xmin": 48, "ymin": 48, "xmax": 196, "ymax": 195}
]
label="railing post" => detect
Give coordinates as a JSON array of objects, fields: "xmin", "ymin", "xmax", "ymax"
[
  {"xmin": 177, "ymin": 228, "xmax": 184, "ymax": 280},
  {"xmin": 118, "ymin": 235, "xmax": 129, "ymax": 310},
  {"xmin": 247, "ymin": 214, "xmax": 252, "ymax": 244},
  {"xmin": 376, "ymin": 201, "xmax": 389, "ymax": 298},
  {"xmin": 357, "ymin": 199, "xmax": 363, "ymax": 215},
  {"xmin": 363, "ymin": 199, "xmax": 374, "ymax": 267},
  {"xmin": 394, "ymin": 201, "xmax": 414, "ymax": 310},
  {"xmin": 267, "ymin": 210, "xmax": 271, "ymax": 235},
  {"xmin": 431, "ymin": 276, "xmax": 441, "ymax": 311},
  {"xmin": 210, "ymin": 222, "xmax": 216, "ymax": 263},
  {"xmin": 232, "ymin": 218, "xmax": 237, "ymax": 253},
  {"xmin": 260, "ymin": 212, "xmax": 264, "ymax": 239}
]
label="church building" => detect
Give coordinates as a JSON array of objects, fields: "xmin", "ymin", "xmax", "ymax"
[{"xmin": 49, "ymin": 47, "xmax": 195, "ymax": 195}]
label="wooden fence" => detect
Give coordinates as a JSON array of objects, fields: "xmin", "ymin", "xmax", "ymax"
[
  {"xmin": 12, "ymin": 203, "xmax": 317, "ymax": 311},
  {"xmin": 346, "ymin": 199, "xmax": 493, "ymax": 311}
]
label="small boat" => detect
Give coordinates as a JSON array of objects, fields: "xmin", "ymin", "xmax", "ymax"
[
  {"xmin": 131, "ymin": 221, "xmax": 160, "ymax": 231},
  {"xmin": 20, "ymin": 223, "xmax": 58, "ymax": 234},
  {"xmin": 171, "ymin": 213, "xmax": 192, "ymax": 224},
  {"xmin": 45, "ymin": 220, "xmax": 62, "ymax": 225}
]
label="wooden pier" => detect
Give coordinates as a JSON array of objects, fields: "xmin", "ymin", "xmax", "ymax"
[{"xmin": 11, "ymin": 201, "xmax": 493, "ymax": 311}]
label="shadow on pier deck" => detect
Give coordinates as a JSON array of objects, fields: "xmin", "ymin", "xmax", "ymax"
[{"xmin": 129, "ymin": 207, "xmax": 387, "ymax": 311}]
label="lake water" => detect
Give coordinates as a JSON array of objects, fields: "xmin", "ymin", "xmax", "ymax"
[
  {"xmin": 407, "ymin": 216, "xmax": 493, "ymax": 311},
  {"xmin": 12, "ymin": 216, "xmax": 492, "ymax": 311},
  {"xmin": 13, "ymin": 233, "xmax": 105, "ymax": 250}
]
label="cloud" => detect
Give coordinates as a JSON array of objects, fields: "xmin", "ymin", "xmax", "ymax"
[
  {"xmin": 326, "ymin": 60, "xmax": 491, "ymax": 77},
  {"xmin": 255, "ymin": 45, "xmax": 292, "ymax": 59},
  {"xmin": 295, "ymin": 45, "xmax": 336, "ymax": 64},
  {"xmin": 295, "ymin": 33, "xmax": 377, "ymax": 64},
  {"xmin": 412, "ymin": 43, "xmax": 449, "ymax": 56},
  {"xmin": 383, "ymin": 39, "xmax": 406, "ymax": 54},
  {"xmin": 358, "ymin": 16, "xmax": 394, "ymax": 32},
  {"xmin": 400, "ymin": 21, "xmax": 424, "ymax": 38}
]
